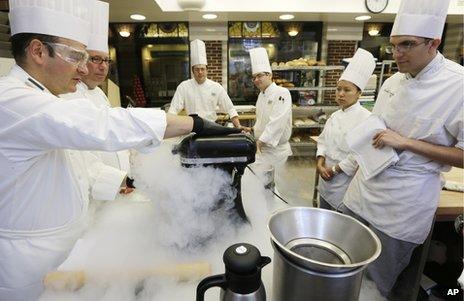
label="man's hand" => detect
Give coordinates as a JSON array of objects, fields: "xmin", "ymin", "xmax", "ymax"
[
  {"xmin": 239, "ymin": 126, "xmax": 252, "ymax": 133},
  {"xmin": 317, "ymin": 164, "xmax": 333, "ymax": 181},
  {"xmin": 372, "ymin": 129, "xmax": 409, "ymax": 150},
  {"xmin": 256, "ymin": 139, "xmax": 266, "ymax": 153},
  {"xmin": 120, "ymin": 187, "xmax": 134, "ymax": 194}
]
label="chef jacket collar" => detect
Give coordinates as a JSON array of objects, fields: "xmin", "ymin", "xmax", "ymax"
[
  {"xmin": 10, "ymin": 64, "xmax": 51, "ymax": 94},
  {"xmin": 262, "ymin": 82, "xmax": 277, "ymax": 95},
  {"xmin": 342, "ymin": 101, "xmax": 361, "ymax": 113},
  {"xmin": 405, "ymin": 51, "xmax": 443, "ymax": 80},
  {"xmin": 192, "ymin": 77, "xmax": 210, "ymax": 87}
]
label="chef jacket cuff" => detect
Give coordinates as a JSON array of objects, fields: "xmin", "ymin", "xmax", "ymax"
[
  {"xmin": 259, "ymin": 133, "xmax": 278, "ymax": 147},
  {"xmin": 228, "ymin": 108, "xmax": 239, "ymax": 118},
  {"xmin": 316, "ymin": 147, "xmax": 326, "ymax": 158},
  {"xmin": 456, "ymin": 141, "xmax": 464, "ymax": 150},
  {"xmin": 91, "ymin": 166, "xmax": 127, "ymax": 201},
  {"xmin": 338, "ymin": 158, "xmax": 357, "ymax": 176},
  {"xmin": 127, "ymin": 108, "xmax": 167, "ymax": 153}
]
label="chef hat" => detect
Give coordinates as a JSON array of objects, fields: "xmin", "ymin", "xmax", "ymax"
[
  {"xmin": 9, "ymin": 0, "xmax": 93, "ymax": 46},
  {"xmin": 339, "ymin": 48, "xmax": 376, "ymax": 91},
  {"xmin": 391, "ymin": 0, "xmax": 451, "ymax": 39},
  {"xmin": 87, "ymin": 0, "xmax": 109, "ymax": 52},
  {"xmin": 190, "ymin": 39, "xmax": 207, "ymax": 67},
  {"xmin": 249, "ymin": 47, "xmax": 272, "ymax": 75}
]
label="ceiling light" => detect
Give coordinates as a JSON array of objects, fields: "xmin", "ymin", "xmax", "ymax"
[
  {"xmin": 368, "ymin": 29, "xmax": 380, "ymax": 36},
  {"xmin": 119, "ymin": 30, "xmax": 130, "ymax": 37},
  {"xmin": 147, "ymin": 44, "xmax": 154, "ymax": 48},
  {"xmin": 355, "ymin": 15, "xmax": 371, "ymax": 21},
  {"xmin": 288, "ymin": 30, "xmax": 299, "ymax": 37},
  {"xmin": 202, "ymin": 14, "xmax": 217, "ymax": 20},
  {"xmin": 279, "ymin": 14, "xmax": 295, "ymax": 20},
  {"xmin": 130, "ymin": 14, "xmax": 146, "ymax": 21}
]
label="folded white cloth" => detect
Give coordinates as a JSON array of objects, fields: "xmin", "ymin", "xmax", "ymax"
[
  {"xmin": 345, "ymin": 115, "xmax": 399, "ymax": 180},
  {"xmin": 443, "ymin": 180, "xmax": 464, "ymax": 192}
]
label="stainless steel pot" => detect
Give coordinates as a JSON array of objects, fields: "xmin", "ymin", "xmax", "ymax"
[
  {"xmin": 268, "ymin": 207, "xmax": 381, "ymax": 273},
  {"xmin": 272, "ymin": 242, "xmax": 364, "ymax": 301},
  {"xmin": 268, "ymin": 207, "xmax": 381, "ymax": 301}
]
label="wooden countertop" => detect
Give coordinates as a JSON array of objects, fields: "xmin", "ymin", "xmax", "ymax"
[
  {"xmin": 438, "ymin": 167, "xmax": 463, "ymax": 220},
  {"xmin": 217, "ymin": 113, "xmax": 255, "ymax": 121}
]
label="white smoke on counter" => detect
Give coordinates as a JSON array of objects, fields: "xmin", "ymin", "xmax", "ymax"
[
  {"xmin": 40, "ymin": 138, "xmax": 283, "ymax": 301},
  {"xmin": 39, "ymin": 138, "xmax": 384, "ymax": 301}
]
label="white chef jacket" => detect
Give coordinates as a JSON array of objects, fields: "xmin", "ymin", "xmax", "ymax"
[
  {"xmin": 168, "ymin": 78, "xmax": 238, "ymax": 122},
  {"xmin": 317, "ymin": 102, "xmax": 371, "ymax": 208},
  {"xmin": 62, "ymin": 82, "xmax": 132, "ymax": 199},
  {"xmin": 254, "ymin": 83, "xmax": 293, "ymax": 167},
  {"xmin": 0, "ymin": 65, "xmax": 167, "ymax": 299},
  {"xmin": 343, "ymin": 53, "xmax": 464, "ymax": 244}
]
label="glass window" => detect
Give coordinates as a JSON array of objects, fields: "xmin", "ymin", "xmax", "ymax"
[
  {"xmin": 228, "ymin": 22, "xmax": 322, "ymax": 103},
  {"xmin": 141, "ymin": 44, "xmax": 189, "ymax": 105}
]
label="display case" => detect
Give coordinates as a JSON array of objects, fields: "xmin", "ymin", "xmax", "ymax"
[
  {"xmin": 228, "ymin": 21, "xmax": 323, "ymax": 104},
  {"xmin": 271, "ymin": 65, "xmax": 345, "ymax": 156}
]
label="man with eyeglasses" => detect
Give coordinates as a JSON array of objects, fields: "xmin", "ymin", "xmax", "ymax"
[
  {"xmin": 168, "ymin": 39, "xmax": 246, "ymax": 130},
  {"xmin": 61, "ymin": 1, "xmax": 135, "ymax": 200},
  {"xmin": 0, "ymin": 1, "xmax": 240, "ymax": 300},
  {"xmin": 341, "ymin": 0, "xmax": 463, "ymax": 299},
  {"xmin": 249, "ymin": 47, "xmax": 292, "ymax": 192}
]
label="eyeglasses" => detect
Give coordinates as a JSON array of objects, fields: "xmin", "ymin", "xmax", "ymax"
[
  {"xmin": 43, "ymin": 42, "xmax": 89, "ymax": 69},
  {"xmin": 385, "ymin": 39, "xmax": 431, "ymax": 54},
  {"xmin": 252, "ymin": 72, "xmax": 270, "ymax": 80},
  {"xmin": 89, "ymin": 56, "xmax": 113, "ymax": 65}
]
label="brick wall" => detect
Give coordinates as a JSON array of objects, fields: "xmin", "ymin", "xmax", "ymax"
[
  {"xmin": 325, "ymin": 40, "xmax": 357, "ymax": 103},
  {"xmin": 205, "ymin": 40, "xmax": 223, "ymax": 84}
]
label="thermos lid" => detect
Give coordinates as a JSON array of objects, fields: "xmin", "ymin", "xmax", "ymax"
[{"xmin": 223, "ymin": 243, "xmax": 261, "ymax": 275}]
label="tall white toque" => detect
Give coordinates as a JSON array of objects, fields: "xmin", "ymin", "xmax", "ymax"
[
  {"xmin": 9, "ymin": 0, "xmax": 93, "ymax": 46},
  {"xmin": 390, "ymin": 0, "xmax": 451, "ymax": 39},
  {"xmin": 339, "ymin": 48, "xmax": 376, "ymax": 92},
  {"xmin": 88, "ymin": 0, "xmax": 109, "ymax": 52},
  {"xmin": 249, "ymin": 47, "xmax": 272, "ymax": 75},
  {"xmin": 190, "ymin": 39, "xmax": 207, "ymax": 66}
]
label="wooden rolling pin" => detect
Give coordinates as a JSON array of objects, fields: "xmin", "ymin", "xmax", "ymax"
[{"xmin": 44, "ymin": 261, "xmax": 211, "ymax": 291}]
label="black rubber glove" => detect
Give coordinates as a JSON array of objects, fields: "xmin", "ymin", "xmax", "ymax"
[
  {"xmin": 190, "ymin": 114, "xmax": 242, "ymax": 136},
  {"xmin": 125, "ymin": 177, "xmax": 135, "ymax": 189}
]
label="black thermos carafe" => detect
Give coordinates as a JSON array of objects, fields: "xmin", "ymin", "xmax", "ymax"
[{"xmin": 196, "ymin": 243, "xmax": 271, "ymax": 301}]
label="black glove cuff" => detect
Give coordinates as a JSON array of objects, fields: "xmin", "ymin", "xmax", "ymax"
[
  {"xmin": 190, "ymin": 114, "xmax": 204, "ymax": 134},
  {"xmin": 126, "ymin": 177, "xmax": 135, "ymax": 189}
]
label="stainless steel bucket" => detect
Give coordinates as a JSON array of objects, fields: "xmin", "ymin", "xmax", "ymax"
[
  {"xmin": 272, "ymin": 242, "xmax": 364, "ymax": 301},
  {"xmin": 268, "ymin": 207, "xmax": 381, "ymax": 301}
]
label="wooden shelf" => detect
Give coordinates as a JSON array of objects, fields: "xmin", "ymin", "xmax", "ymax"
[
  {"xmin": 287, "ymin": 87, "xmax": 337, "ymax": 91},
  {"xmin": 272, "ymin": 66, "xmax": 345, "ymax": 71}
]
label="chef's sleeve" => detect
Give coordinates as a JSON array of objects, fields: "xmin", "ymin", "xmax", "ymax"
[
  {"xmin": 167, "ymin": 85, "xmax": 185, "ymax": 115},
  {"xmin": 338, "ymin": 154, "xmax": 358, "ymax": 176},
  {"xmin": 84, "ymin": 152, "xmax": 126, "ymax": 201},
  {"xmin": 0, "ymin": 96, "xmax": 167, "ymax": 162},
  {"xmin": 444, "ymin": 102, "xmax": 464, "ymax": 150},
  {"xmin": 316, "ymin": 122, "xmax": 328, "ymax": 158},
  {"xmin": 217, "ymin": 85, "xmax": 238, "ymax": 118}
]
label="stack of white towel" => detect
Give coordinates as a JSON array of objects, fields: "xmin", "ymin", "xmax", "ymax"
[{"xmin": 345, "ymin": 115, "xmax": 399, "ymax": 180}]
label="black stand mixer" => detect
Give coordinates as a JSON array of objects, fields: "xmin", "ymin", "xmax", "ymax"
[{"xmin": 173, "ymin": 133, "xmax": 256, "ymax": 222}]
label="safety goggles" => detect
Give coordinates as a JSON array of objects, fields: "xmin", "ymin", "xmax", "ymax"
[
  {"xmin": 252, "ymin": 72, "xmax": 270, "ymax": 81},
  {"xmin": 89, "ymin": 56, "xmax": 113, "ymax": 65},
  {"xmin": 385, "ymin": 39, "xmax": 431, "ymax": 54},
  {"xmin": 43, "ymin": 42, "xmax": 89, "ymax": 69}
]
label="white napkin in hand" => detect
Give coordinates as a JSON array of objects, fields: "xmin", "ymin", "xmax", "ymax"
[{"xmin": 345, "ymin": 115, "xmax": 399, "ymax": 180}]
